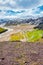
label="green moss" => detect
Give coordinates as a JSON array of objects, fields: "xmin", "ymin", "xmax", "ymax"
[
  {"xmin": 25, "ymin": 29, "xmax": 43, "ymax": 42},
  {"xmin": 0, "ymin": 27, "xmax": 7, "ymax": 34},
  {"xmin": 10, "ymin": 29, "xmax": 43, "ymax": 42},
  {"xmin": 10, "ymin": 32, "xmax": 25, "ymax": 41}
]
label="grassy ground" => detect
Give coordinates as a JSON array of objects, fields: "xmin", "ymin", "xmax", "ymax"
[
  {"xmin": 10, "ymin": 32, "xmax": 25, "ymax": 41},
  {"xmin": 0, "ymin": 27, "xmax": 7, "ymax": 34},
  {"xmin": 25, "ymin": 29, "xmax": 43, "ymax": 42},
  {"xmin": 10, "ymin": 29, "xmax": 43, "ymax": 42}
]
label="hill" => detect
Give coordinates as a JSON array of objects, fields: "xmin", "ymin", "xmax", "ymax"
[{"xmin": 0, "ymin": 41, "xmax": 43, "ymax": 65}]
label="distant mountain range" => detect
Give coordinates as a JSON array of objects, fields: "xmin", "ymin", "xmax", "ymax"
[{"xmin": 0, "ymin": 17, "xmax": 43, "ymax": 26}]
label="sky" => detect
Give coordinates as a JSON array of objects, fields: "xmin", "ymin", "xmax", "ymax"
[{"xmin": 0, "ymin": 0, "xmax": 43, "ymax": 19}]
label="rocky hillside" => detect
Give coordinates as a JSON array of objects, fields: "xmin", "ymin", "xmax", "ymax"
[
  {"xmin": 0, "ymin": 17, "xmax": 43, "ymax": 26},
  {"xmin": 0, "ymin": 41, "xmax": 43, "ymax": 65}
]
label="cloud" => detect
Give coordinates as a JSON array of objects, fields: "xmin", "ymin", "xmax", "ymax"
[
  {"xmin": 38, "ymin": 5, "xmax": 43, "ymax": 11},
  {"xmin": 0, "ymin": 9, "xmax": 25, "ymax": 18},
  {"xmin": 5, "ymin": 10, "xmax": 25, "ymax": 16},
  {"xmin": 0, "ymin": 0, "xmax": 41, "ymax": 9},
  {"xmin": 0, "ymin": 10, "xmax": 2, "ymax": 12},
  {"xmin": 0, "ymin": 0, "xmax": 43, "ymax": 18},
  {"xmin": 14, "ymin": 0, "xmax": 39, "ymax": 9}
]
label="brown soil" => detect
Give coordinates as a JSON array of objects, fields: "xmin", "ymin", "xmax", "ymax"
[{"xmin": 0, "ymin": 41, "xmax": 43, "ymax": 65}]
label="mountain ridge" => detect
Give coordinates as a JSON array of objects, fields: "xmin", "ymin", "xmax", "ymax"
[{"xmin": 0, "ymin": 17, "xmax": 43, "ymax": 26}]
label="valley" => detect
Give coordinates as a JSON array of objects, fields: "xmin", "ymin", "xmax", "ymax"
[
  {"xmin": 0, "ymin": 24, "xmax": 35, "ymax": 42},
  {"xmin": 0, "ymin": 0, "xmax": 43, "ymax": 65},
  {"xmin": 0, "ymin": 23, "xmax": 43, "ymax": 42},
  {"xmin": 0, "ymin": 23, "xmax": 43, "ymax": 65}
]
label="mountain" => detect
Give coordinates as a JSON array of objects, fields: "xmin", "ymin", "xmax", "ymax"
[
  {"xmin": 34, "ymin": 22, "xmax": 43, "ymax": 30},
  {"xmin": 0, "ymin": 17, "xmax": 43, "ymax": 26}
]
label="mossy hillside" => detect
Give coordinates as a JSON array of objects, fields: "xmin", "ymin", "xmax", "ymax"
[
  {"xmin": 0, "ymin": 27, "xmax": 7, "ymax": 34},
  {"xmin": 10, "ymin": 29, "xmax": 43, "ymax": 42},
  {"xmin": 10, "ymin": 32, "xmax": 25, "ymax": 41},
  {"xmin": 25, "ymin": 29, "xmax": 43, "ymax": 42}
]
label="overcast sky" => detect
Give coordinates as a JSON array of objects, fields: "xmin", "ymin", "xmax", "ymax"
[{"xmin": 0, "ymin": 0, "xmax": 43, "ymax": 18}]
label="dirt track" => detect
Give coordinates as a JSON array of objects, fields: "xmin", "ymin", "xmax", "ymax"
[{"xmin": 0, "ymin": 41, "xmax": 43, "ymax": 65}]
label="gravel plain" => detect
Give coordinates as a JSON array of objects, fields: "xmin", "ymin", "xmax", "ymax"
[{"xmin": 0, "ymin": 41, "xmax": 43, "ymax": 65}]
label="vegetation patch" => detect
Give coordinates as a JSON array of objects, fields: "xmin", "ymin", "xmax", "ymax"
[
  {"xmin": 0, "ymin": 27, "xmax": 7, "ymax": 34},
  {"xmin": 10, "ymin": 32, "xmax": 25, "ymax": 41},
  {"xmin": 10, "ymin": 29, "xmax": 43, "ymax": 42},
  {"xmin": 25, "ymin": 29, "xmax": 43, "ymax": 42}
]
